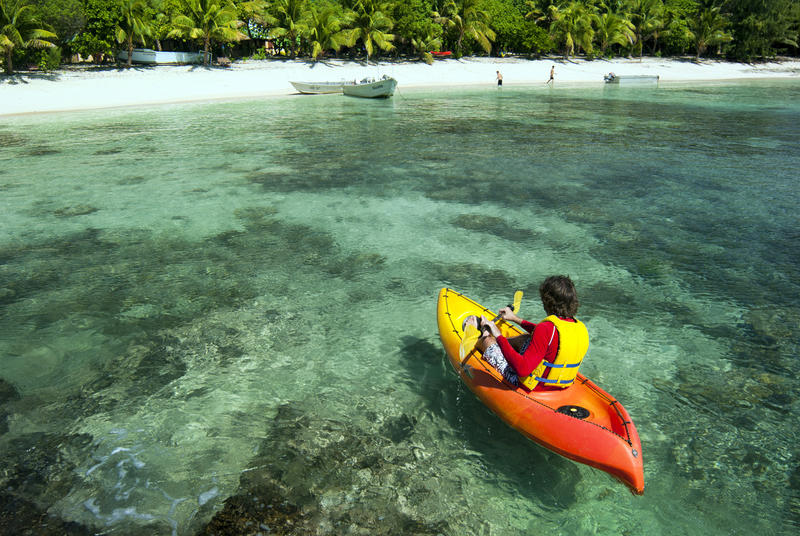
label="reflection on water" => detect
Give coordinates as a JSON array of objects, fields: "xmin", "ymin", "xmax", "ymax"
[{"xmin": 1, "ymin": 80, "xmax": 799, "ymax": 535}]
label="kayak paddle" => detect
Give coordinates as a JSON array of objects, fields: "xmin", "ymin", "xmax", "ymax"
[
  {"xmin": 458, "ymin": 323, "xmax": 481, "ymax": 361},
  {"xmin": 492, "ymin": 290, "xmax": 523, "ymax": 323}
]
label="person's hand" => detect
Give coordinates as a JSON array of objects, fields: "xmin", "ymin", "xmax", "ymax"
[
  {"xmin": 480, "ymin": 315, "xmax": 502, "ymax": 337},
  {"xmin": 498, "ymin": 307, "xmax": 519, "ymax": 324}
]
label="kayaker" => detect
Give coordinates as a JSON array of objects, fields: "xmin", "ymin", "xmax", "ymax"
[{"xmin": 464, "ymin": 275, "xmax": 589, "ymax": 391}]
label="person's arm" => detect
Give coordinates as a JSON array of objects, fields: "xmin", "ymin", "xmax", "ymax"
[
  {"xmin": 496, "ymin": 307, "xmax": 536, "ymax": 333},
  {"xmin": 489, "ymin": 320, "xmax": 557, "ymax": 378}
]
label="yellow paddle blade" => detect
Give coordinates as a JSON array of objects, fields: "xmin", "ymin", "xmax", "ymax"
[
  {"xmin": 459, "ymin": 324, "xmax": 480, "ymax": 360},
  {"xmin": 512, "ymin": 290, "xmax": 523, "ymax": 313}
]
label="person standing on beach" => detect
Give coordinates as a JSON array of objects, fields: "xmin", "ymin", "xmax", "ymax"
[
  {"xmin": 496, "ymin": 70, "xmax": 503, "ymax": 87},
  {"xmin": 546, "ymin": 65, "xmax": 555, "ymax": 85}
]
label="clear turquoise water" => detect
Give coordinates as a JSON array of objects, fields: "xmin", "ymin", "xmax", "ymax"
[{"xmin": 1, "ymin": 79, "xmax": 798, "ymax": 535}]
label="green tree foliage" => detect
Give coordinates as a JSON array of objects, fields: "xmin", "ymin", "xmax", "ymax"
[
  {"xmin": 723, "ymin": 0, "xmax": 798, "ymax": 60},
  {"xmin": 6, "ymin": 0, "xmax": 800, "ymax": 67},
  {"xmin": 435, "ymin": 0, "xmax": 496, "ymax": 57},
  {"xmin": 595, "ymin": 11, "xmax": 635, "ymax": 55},
  {"xmin": 304, "ymin": 3, "xmax": 351, "ymax": 60},
  {"xmin": 236, "ymin": 0, "xmax": 276, "ymax": 43},
  {"xmin": 549, "ymin": 1, "xmax": 595, "ymax": 58},
  {"xmin": 169, "ymin": 0, "xmax": 246, "ymax": 64},
  {"xmin": 270, "ymin": 0, "xmax": 307, "ymax": 58},
  {"xmin": 0, "ymin": 0, "xmax": 56, "ymax": 73},
  {"xmin": 689, "ymin": 4, "xmax": 732, "ymax": 58},
  {"xmin": 662, "ymin": 0, "xmax": 696, "ymax": 55},
  {"xmin": 393, "ymin": 0, "xmax": 442, "ymax": 54},
  {"xmin": 347, "ymin": 0, "xmax": 395, "ymax": 60},
  {"xmin": 72, "ymin": 0, "xmax": 122, "ymax": 62},
  {"xmin": 30, "ymin": 0, "xmax": 83, "ymax": 47},
  {"xmin": 519, "ymin": 20, "xmax": 551, "ymax": 53},
  {"xmin": 116, "ymin": 0, "xmax": 152, "ymax": 67},
  {"xmin": 628, "ymin": 0, "xmax": 665, "ymax": 58},
  {"xmin": 480, "ymin": 0, "xmax": 524, "ymax": 53},
  {"xmin": 410, "ymin": 29, "xmax": 440, "ymax": 62}
]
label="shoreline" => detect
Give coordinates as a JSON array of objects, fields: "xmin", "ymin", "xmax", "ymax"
[{"xmin": 2, "ymin": 56, "xmax": 799, "ymax": 117}]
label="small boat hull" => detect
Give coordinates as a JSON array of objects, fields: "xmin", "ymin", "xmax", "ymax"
[
  {"xmin": 604, "ymin": 74, "xmax": 660, "ymax": 85},
  {"xmin": 437, "ymin": 288, "xmax": 644, "ymax": 494},
  {"xmin": 342, "ymin": 77, "xmax": 397, "ymax": 98},
  {"xmin": 290, "ymin": 81, "xmax": 352, "ymax": 94},
  {"xmin": 117, "ymin": 49, "xmax": 204, "ymax": 65}
]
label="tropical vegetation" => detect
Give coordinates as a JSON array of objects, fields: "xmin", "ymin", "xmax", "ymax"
[
  {"xmin": 0, "ymin": 0, "xmax": 797, "ymax": 74},
  {"xmin": 0, "ymin": 0, "xmax": 56, "ymax": 73}
]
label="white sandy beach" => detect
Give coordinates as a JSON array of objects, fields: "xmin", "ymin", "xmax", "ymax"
[{"xmin": 1, "ymin": 56, "xmax": 799, "ymax": 116}]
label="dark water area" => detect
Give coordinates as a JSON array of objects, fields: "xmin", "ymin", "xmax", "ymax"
[{"xmin": 1, "ymin": 79, "xmax": 799, "ymax": 535}]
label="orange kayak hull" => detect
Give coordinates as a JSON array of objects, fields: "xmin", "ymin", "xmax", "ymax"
[{"xmin": 437, "ymin": 288, "xmax": 644, "ymax": 495}]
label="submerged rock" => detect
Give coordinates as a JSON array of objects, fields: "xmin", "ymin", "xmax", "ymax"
[
  {"xmin": 197, "ymin": 403, "xmax": 450, "ymax": 536},
  {"xmin": 53, "ymin": 205, "xmax": 98, "ymax": 217},
  {"xmin": 0, "ymin": 378, "xmax": 20, "ymax": 404},
  {"xmin": 0, "ymin": 432, "xmax": 96, "ymax": 535},
  {"xmin": 0, "ymin": 492, "xmax": 94, "ymax": 536},
  {"xmin": 197, "ymin": 483, "xmax": 303, "ymax": 536},
  {"xmin": 0, "ymin": 378, "xmax": 20, "ymax": 435}
]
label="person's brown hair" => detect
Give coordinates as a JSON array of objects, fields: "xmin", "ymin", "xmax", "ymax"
[{"xmin": 539, "ymin": 275, "xmax": 579, "ymax": 318}]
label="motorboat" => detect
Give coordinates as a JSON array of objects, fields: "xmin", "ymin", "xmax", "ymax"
[
  {"xmin": 289, "ymin": 80, "xmax": 354, "ymax": 94},
  {"xmin": 604, "ymin": 73, "xmax": 660, "ymax": 85},
  {"xmin": 342, "ymin": 76, "xmax": 397, "ymax": 98},
  {"xmin": 117, "ymin": 49, "xmax": 204, "ymax": 65}
]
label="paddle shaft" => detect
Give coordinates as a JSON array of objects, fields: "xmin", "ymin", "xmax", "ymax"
[{"xmin": 459, "ymin": 291, "xmax": 523, "ymax": 368}]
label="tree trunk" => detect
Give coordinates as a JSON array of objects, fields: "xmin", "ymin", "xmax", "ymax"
[
  {"xmin": 127, "ymin": 37, "xmax": 134, "ymax": 68},
  {"xmin": 204, "ymin": 36, "xmax": 210, "ymax": 65},
  {"xmin": 4, "ymin": 48, "xmax": 13, "ymax": 74}
]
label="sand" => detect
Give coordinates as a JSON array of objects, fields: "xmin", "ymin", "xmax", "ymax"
[{"xmin": 1, "ymin": 56, "xmax": 799, "ymax": 116}]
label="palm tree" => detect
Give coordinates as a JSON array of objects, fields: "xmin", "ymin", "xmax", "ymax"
[
  {"xmin": 239, "ymin": 0, "xmax": 275, "ymax": 27},
  {"xmin": 689, "ymin": 5, "xmax": 732, "ymax": 59},
  {"xmin": 116, "ymin": 0, "xmax": 152, "ymax": 68},
  {"xmin": 270, "ymin": 0, "xmax": 307, "ymax": 58},
  {"xmin": 238, "ymin": 0, "xmax": 277, "ymax": 40},
  {"xmin": 411, "ymin": 29, "xmax": 442, "ymax": 64},
  {"xmin": 0, "ymin": 0, "xmax": 56, "ymax": 74},
  {"xmin": 304, "ymin": 5, "xmax": 351, "ymax": 60},
  {"xmin": 594, "ymin": 11, "xmax": 634, "ymax": 55},
  {"xmin": 627, "ymin": 0, "xmax": 664, "ymax": 58},
  {"xmin": 550, "ymin": 1, "xmax": 595, "ymax": 58},
  {"xmin": 347, "ymin": 0, "xmax": 395, "ymax": 60},
  {"xmin": 435, "ymin": 0, "xmax": 495, "ymax": 57},
  {"xmin": 169, "ymin": 0, "xmax": 246, "ymax": 65},
  {"xmin": 151, "ymin": 11, "xmax": 171, "ymax": 51},
  {"xmin": 524, "ymin": 0, "xmax": 558, "ymax": 24}
]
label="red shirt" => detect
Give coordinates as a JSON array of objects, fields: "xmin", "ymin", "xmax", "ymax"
[{"xmin": 496, "ymin": 317, "xmax": 578, "ymax": 391}]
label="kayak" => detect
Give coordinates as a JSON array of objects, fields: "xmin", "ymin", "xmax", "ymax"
[{"xmin": 437, "ymin": 288, "xmax": 644, "ymax": 495}]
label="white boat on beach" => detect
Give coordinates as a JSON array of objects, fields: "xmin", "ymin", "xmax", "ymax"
[
  {"xmin": 290, "ymin": 76, "xmax": 397, "ymax": 98},
  {"xmin": 603, "ymin": 73, "xmax": 660, "ymax": 85},
  {"xmin": 117, "ymin": 48, "xmax": 204, "ymax": 65},
  {"xmin": 342, "ymin": 76, "xmax": 397, "ymax": 98},
  {"xmin": 289, "ymin": 80, "xmax": 354, "ymax": 94}
]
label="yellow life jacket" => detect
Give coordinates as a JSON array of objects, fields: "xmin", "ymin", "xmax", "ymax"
[{"xmin": 521, "ymin": 315, "xmax": 589, "ymax": 390}]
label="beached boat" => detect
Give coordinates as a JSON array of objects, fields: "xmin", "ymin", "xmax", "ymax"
[
  {"xmin": 437, "ymin": 288, "xmax": 645, "ymax": 495},
  {"xmin": 604, "ymin": 73, "xmax": 660, "ymax": 85},
  {"xmin": 117, "ymin": 49, "xmax": 204, "ymax": 65},
  {"xmin": 342, "ymin": 76, "xmax": 397, "ymax": 98},
  {"xmin": 289, "ymin": 80, "xmax": 354, "ymax": 94}
]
